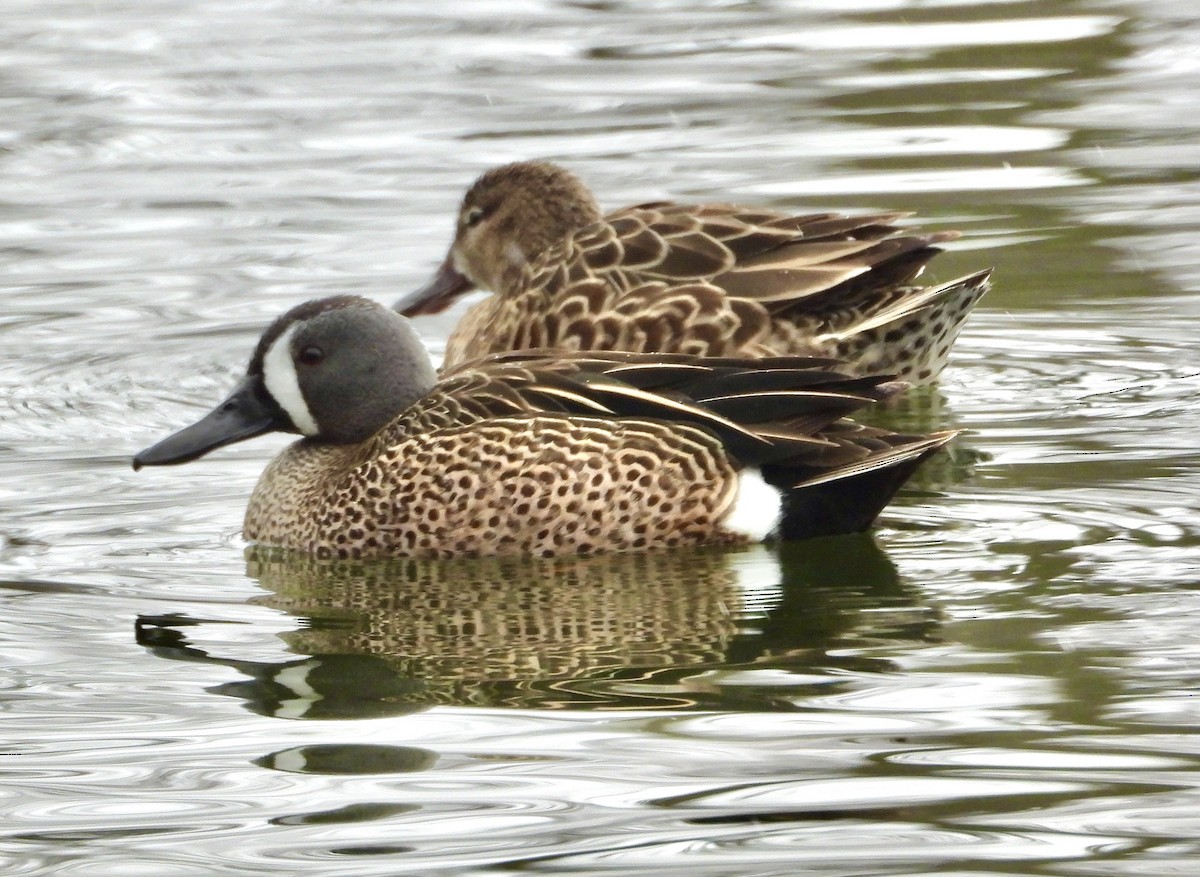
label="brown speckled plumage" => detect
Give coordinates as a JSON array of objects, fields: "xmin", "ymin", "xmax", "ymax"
[
  {"xmin": 245, "ymin": 414, "xmax": 739, "ymax": 559},
  {"xmin": 397, "ymin": 161, "xmax": 991, "ymax": 383},
  {"xmin": 136, "ymin": 297, "xmax": 957, "ymax": 559},
  {"xmin": 241, "ymin": 348, "xmax": 951, "ymax": 559}
]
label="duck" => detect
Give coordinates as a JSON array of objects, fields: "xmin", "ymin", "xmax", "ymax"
[
  {"xmin": 134, "ymin": 295, "xmax": 957, "ymax": 559},
  {"xmin": 395, "ymin": 160, "xmax": 991, "ymax": 383}
]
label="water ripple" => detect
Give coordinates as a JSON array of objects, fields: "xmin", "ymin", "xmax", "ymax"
[{"xmin": 2, "ymin": 0, "xmax": 1199, "ymax": 874}]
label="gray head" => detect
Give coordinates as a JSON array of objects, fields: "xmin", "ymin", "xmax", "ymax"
[{"xmin": 134, "ymin": 295, "xmax": 437, "ymax": 468}]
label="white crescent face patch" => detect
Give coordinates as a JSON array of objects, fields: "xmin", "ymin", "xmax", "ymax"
[{"xmin": 262, "ymin": 324, "xmax": 320, "ymax": 436}]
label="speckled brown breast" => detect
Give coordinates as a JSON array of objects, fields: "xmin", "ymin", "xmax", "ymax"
[{"xmin": 244, "ymin": 415, "xmax": 745, "ymax": 559}]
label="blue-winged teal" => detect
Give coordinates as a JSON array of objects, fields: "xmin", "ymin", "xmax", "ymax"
[
  {"xmin": 134, "ymin": 296, "xmax": 956, "ymax": 559},
  {"xmin": 395, "ymin": 160, "xmax": 990, "ymax": 383}
]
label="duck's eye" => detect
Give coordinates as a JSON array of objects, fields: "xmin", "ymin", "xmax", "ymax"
[
  {"xmin": 298, "ymin": 346, "xmax": 324, "ymax": 366},
  {"xmin": 463, "ymin": 206, "xmax": 486, "ymax": 227}
]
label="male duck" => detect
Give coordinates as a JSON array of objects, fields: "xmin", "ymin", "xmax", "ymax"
[
  {"xmin": 135, "ymin": 296, "xmax": 955, "ymax": 559},
  {"xmin": 395, "ymin": 161, "xmax": 991, "ymax": 383}
]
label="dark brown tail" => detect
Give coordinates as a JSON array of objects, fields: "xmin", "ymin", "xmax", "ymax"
[{"xmin": 768, "ymin": 431, "xmax": 957, "ymax": 540}]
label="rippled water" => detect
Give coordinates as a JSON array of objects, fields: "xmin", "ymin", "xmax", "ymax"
[{"xmin": 3, "ymin": 0, "xmax": 1200, "ymax": 873}]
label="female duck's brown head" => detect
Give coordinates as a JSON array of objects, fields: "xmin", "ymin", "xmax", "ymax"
[{"xmin": 395, "ymin": 161, "xmax": 602, "ymax": 316}]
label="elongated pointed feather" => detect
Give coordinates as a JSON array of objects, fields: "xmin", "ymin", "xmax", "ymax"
[
  {"xmin": 819, "ymin": 269, "xmax": 993, "ymax": 339},
  {"xmin": 736, "ymin": 239, "xmax": 882, "ymax": 269},
  {"xmin": 784, "ymin": 432, "xmax": 959, "ymax": 489},
  {"xmin": 716, "ymin": 264, "xmax": 873, "ymax": 301},
  {"xmin": 573, "ymin": 375, "xmax": 763, "ymax": 434},
  {"xmin": 700, "ymin": 389, "xmax": 881, "ymax": 422},
  {"xmin": 523, "ymin": 384, "xmax": 616, "ymax": 414}
]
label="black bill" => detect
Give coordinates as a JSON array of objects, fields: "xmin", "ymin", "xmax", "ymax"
[
  {"xmin": 133, "ymin": 375, "xmax": 282, "ymax": 470},
  {"xmin": 393, "ymin": 256, "xmax": 475, "ymax": 317}
]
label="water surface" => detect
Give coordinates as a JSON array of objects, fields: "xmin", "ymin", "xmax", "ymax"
[{"xmin": 3, "ymin": 1, "xmax": 1200, "ymax": 874}]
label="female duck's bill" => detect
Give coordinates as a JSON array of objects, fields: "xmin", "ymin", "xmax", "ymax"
[
  {"xmin": 395, "ymin": 160, "xmax": 991, "ymax": 383},
  {"xmin": 135, "ymin": 295, "xmax": 958, "ymax": 559}
]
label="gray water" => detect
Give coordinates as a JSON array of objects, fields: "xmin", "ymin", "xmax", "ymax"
[{"xmin": 3, "ymin": 1, "xmax": 1200, "ymax": 874}]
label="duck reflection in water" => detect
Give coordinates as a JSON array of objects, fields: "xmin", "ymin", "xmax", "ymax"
[{"xmin": 134, "ymin": 537, "xmax": 939, "ymax": 718}]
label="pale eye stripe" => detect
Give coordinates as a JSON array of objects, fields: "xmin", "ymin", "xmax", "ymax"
[{"xmin": 263, "ymin": 325, "xmax": 319, "ymax": 436}]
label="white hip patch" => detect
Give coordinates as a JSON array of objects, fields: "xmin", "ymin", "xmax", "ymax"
[{"xmin": 723, "ymin": 470, "xmax": 781, "ymax": 541}]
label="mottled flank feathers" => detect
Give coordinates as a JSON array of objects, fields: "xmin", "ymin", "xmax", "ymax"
[
  {"xmin": 397, "ymin": 161, "xmax": 991, "ymax": 383},
  {"xmin": 244, "ymin": 349, "xmax": 955, "ymax": 559},
  {"xmin": 134, "ymin": 296, "xmax": 957, "ymax": 559}
]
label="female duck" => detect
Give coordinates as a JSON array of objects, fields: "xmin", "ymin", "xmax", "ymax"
[
  {"xmin": 135, "ymin": 296, "xmax": 955, "ymax": 559},
  {"xmin": 396, "ymin": 161, "xmax": 990, "ymax": 383}
]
